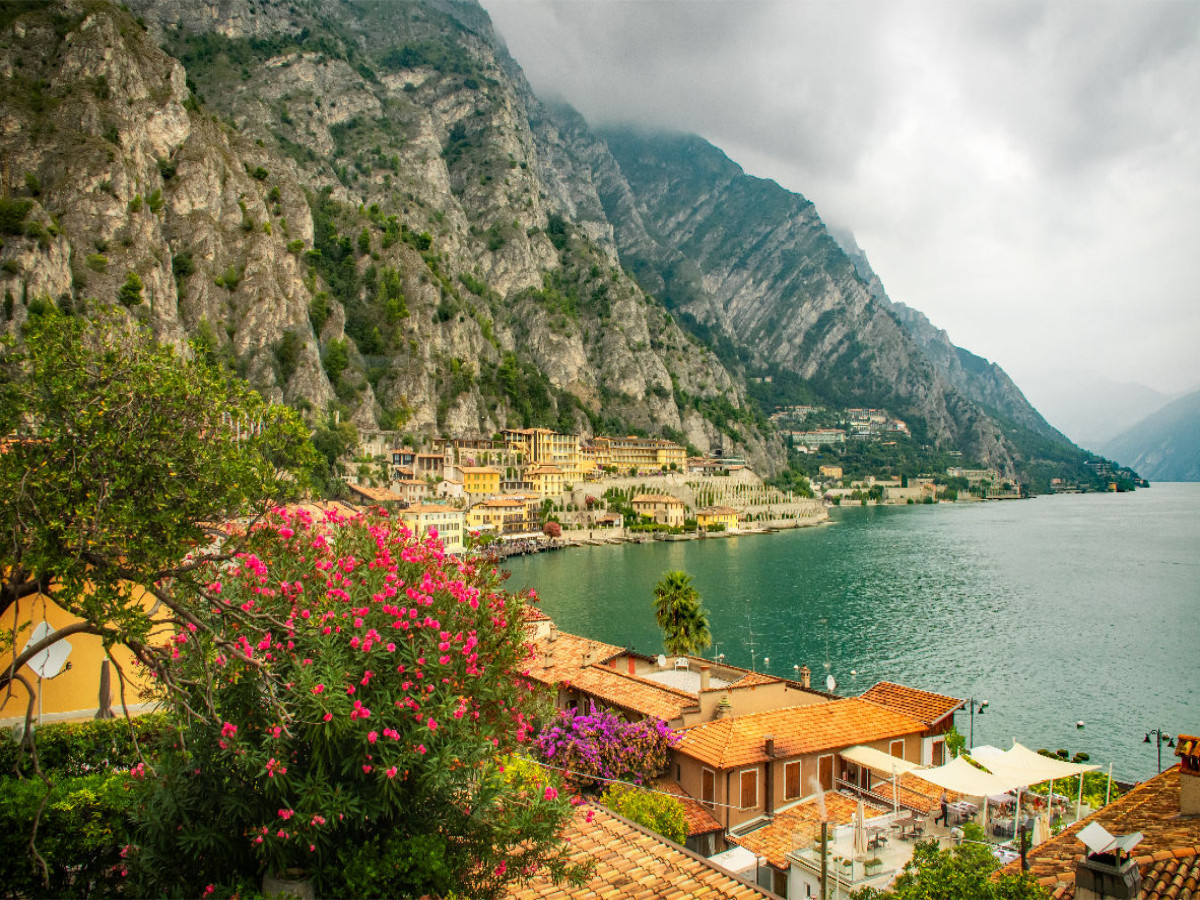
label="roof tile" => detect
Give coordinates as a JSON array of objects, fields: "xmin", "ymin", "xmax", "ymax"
[{"xmin": 859, "ymin": 681, "xmax": 963, "ymax": 726}]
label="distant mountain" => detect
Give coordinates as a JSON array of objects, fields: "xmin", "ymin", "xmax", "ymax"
[
  {"xmin": 1100, "ymin": 390, "xmax": 1200, "ymax": 481},
  {"xmin": 1019, "ymin": 372, "xmax": 1173, "ymax": 451}
]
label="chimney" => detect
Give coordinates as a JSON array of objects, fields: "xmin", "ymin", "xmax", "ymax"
[
  {"xmin": 765, "ymin": 735, "xmax": 776, "ymax": 817},
  {"xmin": 799, "ymin": 665, "xmax": 811, "ymax": 689},
  {"xmin": 1177, "ymin": 734, "xmax": 1200, "ymax": 815},
  {"xmin": 1074, "ymin": 824, "xmax": 1143, "ymax": 900},
  {"xmin": 548, "ymin": 623, "xmax": 558, "ymax": 642},
  {"xmin": 714, "ymin": 694, "xmax": 732, "ymax": 719},
  {"xmin": 700, "ymin": 664, "xmax": 711, "ymax": 691},
  {"xmin": 582, "ymin": 650, "xmax": 593, "ymax": 667},
  {"xmin": 765, "ymin": 735, "xmax": 776, "ymax": 758}
]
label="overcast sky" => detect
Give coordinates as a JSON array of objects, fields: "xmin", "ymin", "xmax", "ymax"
[{"xmin": 482, "ymin": 0, "xmax": 1200, "ymax": 426}]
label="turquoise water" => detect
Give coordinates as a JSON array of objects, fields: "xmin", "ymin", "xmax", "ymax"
[{"xmin": 505, "ymin": 483, "xmax": 1199, "ymax": 782}]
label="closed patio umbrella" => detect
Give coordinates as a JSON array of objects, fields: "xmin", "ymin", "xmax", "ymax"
[{"xmin": 854, "ymin": 798, "xmax": 868, "ymax": 859}]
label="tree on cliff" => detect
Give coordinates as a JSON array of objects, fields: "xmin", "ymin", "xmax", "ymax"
[
  {"xmin": 652, "ymin": 570, "xmax": 712, "ymax": 657},
  {"xmin": 0, "ymin": 305, "xmax": 314, "ymax": 717}
]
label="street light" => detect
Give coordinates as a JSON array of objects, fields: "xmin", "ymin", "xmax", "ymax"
[
  {"xmin": 1144, "ymin": 729, "xmax": 1175, "ymax": 773},
  {"xmin": 962, "ymin": 698, "xmax": 988, "ymax": 750}
]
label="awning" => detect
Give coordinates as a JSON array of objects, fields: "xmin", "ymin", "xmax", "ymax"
[
  {"xmin": 914, "ymin": 755, "xmax": 1024, "ymax": 796},
  {"xmin": 840, "ymin": 744, "xmax": 925, "ymax": 776},
  {"xmin": 971, "ymin": 741, "xmax": 1099, "ymax": 785}
]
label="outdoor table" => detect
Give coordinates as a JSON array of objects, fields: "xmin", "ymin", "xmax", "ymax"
[
  {"xmin": 890, "ymin": 814, "xmax": 924, "ymax": 839},
  {"xmin": 866, "ymin": 825, "xmax": 888, "ymax": 850},
  {"xmin": 948, "ymin": 801, "xmax": 978, "ymax": 824}
]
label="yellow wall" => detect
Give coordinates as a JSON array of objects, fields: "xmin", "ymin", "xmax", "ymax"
[{"xmin": 1, "ymin": 590, "xmax": 158, "ymax": 725}]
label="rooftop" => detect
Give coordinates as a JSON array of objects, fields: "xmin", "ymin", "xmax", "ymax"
[
  {"xmin": 346, "ymin": 483, "xmax": 406, "ymax": 503},
  {"xmin": 505, "ymin": 803, "xmax": 776, "ymax": 899},
  {"xmin": 675, "ymin": 698, "xmax": 926, "ymax": 769},
  {"xmin": 859, "ymin": 681, "xmax": 963, "ymax": 726},
  {"xmin": 653, "ymin": 777, "xmax": 724, "ymax": 837},
  {"xmin": 730, "ymin": 791, "xmax": 887, "ymax": 870},
  {"xmin": 632, "ymin": 493, "xmax": 685, "ymax": 504},
  {"xmin": 640, "ymin": 668, "xmax": 732, "ymax": 693},
  {"xmin": 1001, "ymin": 765, "xmax": 1200, "ymax": 896}
]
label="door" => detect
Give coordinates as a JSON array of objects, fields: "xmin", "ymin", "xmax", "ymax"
[{"xmin": 702, "ymin": 768, "xmax": 716, "ymax": 808}]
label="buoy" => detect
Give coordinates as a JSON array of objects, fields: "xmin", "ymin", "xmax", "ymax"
[{"xmin": 1076, "ymin": 721, "xmax": 1085, "ymax": 729}]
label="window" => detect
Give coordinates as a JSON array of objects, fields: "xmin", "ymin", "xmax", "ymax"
[
  {"xmin": 818, "ymin": 754, "xmax": 833, "ymax": 791},
  {"xmin": 890, "ymin": 739, "xmax": 905, "ymax": 761},
  {"xmin": 784, "ymin": 760, "xmax": 802, "ymax": 800},
  {"xmin": 739, "ymin": 768, "xmax": 759, "ymax": 810},
  {"xmin": 702, "ymin": 768, "xmax": 716, "ymax": 808}
]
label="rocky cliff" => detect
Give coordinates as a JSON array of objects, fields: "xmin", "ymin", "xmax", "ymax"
[{"xmin": 0, "ymin": 0, "xmax": 781, "ymax": 469}]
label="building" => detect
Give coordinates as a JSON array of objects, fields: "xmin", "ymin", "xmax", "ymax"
[
  {"xmin": 466, "ymin": 496, "xmax": 535, "ymax": 539},
  {"xmin": 584, "ymin": 435, "xmax": 687, "ymax": 474},
  {"xmin": 858, "ymin": 681, "xmax": 961, "ymax": 766},
  {"xmin": 526, "ymin": 464, "xmax": 566, "ymax": 498},
  {"xmin": 818, "ymin": 465, "xmax": 843, "ymax": 480},
  {"xmin": 998, "ymin": 734, "xmax": 1200, "ymax": 900},
  {"xmin": 345, "ymin": 483, "xmax": 407, "ymax": 507},
  {"xmin": 790, "ymin": 429, "xmax": 846, "ymax": 449},
  {"xmin": 399, "ymin": 504, "xmax": 465, "ymax": 554},
  {"xmin": 502, "ymin": 428, "xmax": 584, "ymax": 479},
  {"xmin": 505, "ymin": 802, "xmax": 777, "ymax": 899},
  {"xmin": 461, "ymin": 465, "xmax": 502, "ymax": 502},
  {"xmin": 413, "ymin": 452, "xmax": 444, "ymax": 479},
  {"xmin": 671, "ymin": 698, "xmax": 929, "ymax": 835},
  {"xmin": 390, "ymin": 446, "xmax": 416, "ymax": 470},
  {"xmin": 390, "ymin": 478, "xmax": 431, "ymax": 507},
  {"xmin": 631, "ymin": 493, "xmax": 686, "ymax": 528},
  {"xmin": 696, "ymin": 506, "xmax": 739, "ymax": 531}
]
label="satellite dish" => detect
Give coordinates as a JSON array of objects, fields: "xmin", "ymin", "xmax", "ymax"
[
  {"xmin": 826, "ymin": 674, "xmax": 838, "ymax": 692},
  {"xmin": 22, "ymin": 622, "xmax": 72, "ymax": 679},
  {"xmin": 656, "ymin": 654, "xmax": 667, "ymax": 667}
]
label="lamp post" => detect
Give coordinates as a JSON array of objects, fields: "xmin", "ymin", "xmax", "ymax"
[
  {"xmin": 963, "ymin": 698, "xmax": 988, "ymax": 750},
  {"xmin": 1144, "ymin": 729, "xmax": 1175, "ymax": 773}
]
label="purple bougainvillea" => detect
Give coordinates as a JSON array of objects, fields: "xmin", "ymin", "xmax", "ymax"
[{"xmin": 532, "ymin": 703, "xmax": 677, "ymax": 787}]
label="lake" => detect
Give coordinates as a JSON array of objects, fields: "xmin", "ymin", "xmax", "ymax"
[{"xmin": 505, "ymin": 482, "xmax": 1199, "ymax": 782}]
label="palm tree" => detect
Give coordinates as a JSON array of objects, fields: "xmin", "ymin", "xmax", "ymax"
[{"xmin": 652, "ymin": 570, "xmax": 713, "ymax": 657}]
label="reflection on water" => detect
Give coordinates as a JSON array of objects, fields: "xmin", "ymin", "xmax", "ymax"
[{"xmin": 505, "ymin": 484, "xmax": 1200, "ymax": 781}]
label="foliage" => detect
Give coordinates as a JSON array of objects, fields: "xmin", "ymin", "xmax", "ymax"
[
  {"xmin": 117, "ymin": 271, "xmax": 143, "ymax": 307},
  {"xmin": 945, "ymin": 724, "xmax": 966, "ymax": 759},
  {"xmin": 0, "ymin": 307, "xmax": 315, "ymax": 706},
  {"xmin": 0, "ymin": 198, "xmax": 34, "ymax": 235},
  {"xmin": 598, "ymin": 784, "xmax": 687, "ymax": 844},
  {"xmin": 651, "ymin": 570, "xmax": 712, "ymax": 657},
  {"xmin": 130, "ymin": 509, "xmax": 583, "ymax": 898},
  {"xmin": 0, "ymin": 773, "xmax": 136, "ymax": 899},
  {"xmin": 849, "ymin": 833, "xmax": 1049, "ymax": 900},
  {"xmin": 1029, "ymin": 749, "xmax": 1118, "ymax": 809},
  {"xmin": 0, "ymin": 713, "xmax": 172, "ymax": 779},
  {"xmin": 533, "ymin": 703, "xmax": 677, "ymax": 788},
  {"xmin": 542, "ymin": 521, "xmax": 562, "ymax": 539}
]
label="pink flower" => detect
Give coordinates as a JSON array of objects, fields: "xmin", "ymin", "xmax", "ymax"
[
  {"xmin": 386, "ymin": 765, "xmax": 398, "ymax": 778},
  {"xmin": 202, "ymin": 885, "xmax": 215, "ymax": 897},
  {"xmin": 312, "ymin": 684, "xmax": 325, "ymax": 694},
  {"xmin": 322, "ymin": 712, "xmax": 333, "ymax": 722},
  {"xmin": 278, "ymin": 808, "xmax": 294, "ymax": 820},
  {"xmin": 221, "ymin": 721, "xmax": 237, "ymax": 738},
  {"xmin": 368, "ymin": 731, "xmax": 378, "ymax": 744},
  {"xmin": 416, "ymin": 744, "xmax": 427, "ymax": 754},
  {"xmin": 427, "ymin": 717, "xmax": 438, "ymax": 731},
  {"xmin": 279, "ymin": 527, "xmax": 295, "ymax": 539},
  {"xmin": 543, "ymin": 786, "xmax": 558, "ymax": 801}
]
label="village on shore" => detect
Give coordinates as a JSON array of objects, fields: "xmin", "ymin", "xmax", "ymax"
[{"xmin": 340, "ymin": 423, "xmax": 1026, "ymax": 556}]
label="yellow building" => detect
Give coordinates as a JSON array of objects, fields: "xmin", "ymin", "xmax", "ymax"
[
  {"xmin": 1, "ymin": 590, "xmax": 158, "ymax": 726},
  {"xmin": 819, "ymin": 465, "xmax": 844, "ymax": 480},
  {"xmin": 461, "ymin": 465, "xmax": 502, "ymax": 502},
  {"xmin": 400, "ymin": 504, "xmax": 465, "ymax": 554},
  {"xmin": 584, "ymin": 435, "xmax": 686, "ymax": 474},
  {"xmin": 526, "ymin": 463, "xmax": 566, "ymax": 498},
  {"xmin": 696, "ymin": 506, "xmax": 739, "ymax": 531},
  {"xmin": 466, "ymin": 497, "xmax": 534, "ymax": 538},
  {"xmin": 631, "ymin": 493, "xmax": 686, "ymax": 528},
  {"xmin": 502, "ymin": 428, "xmax": 584, "ymax": 480}
]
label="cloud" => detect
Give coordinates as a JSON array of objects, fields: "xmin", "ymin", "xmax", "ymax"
[{"xmin": 483, "ymin": 0, "xmax": 1200, "ymax": 399}]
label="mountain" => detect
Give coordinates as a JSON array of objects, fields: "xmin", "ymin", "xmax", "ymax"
[
  {"xmin": 0, "ymin": 0, "xmax": 1126, "ymax": 489},
  {"xmin": 1100, "ymin": 390, "xmax": 1200, "ymax": 481},
  {"xmin": 1018, "ymin": 371, "xmax": 1173, "ymax": 451}
]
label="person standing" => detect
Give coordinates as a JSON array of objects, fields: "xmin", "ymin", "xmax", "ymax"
[{"xmin": 934, "ymin": 789, "xmax": 950, "ymax": 826}]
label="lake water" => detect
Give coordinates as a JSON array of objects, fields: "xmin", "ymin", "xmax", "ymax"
[{"xmin": 505, "ymin": 483, "xmax": 1199, "ymax": 782}]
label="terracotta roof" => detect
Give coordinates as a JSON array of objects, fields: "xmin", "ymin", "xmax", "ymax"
[
  {"xmin": 462, "ymin": 465, "xmax": 502, "ymax": 474},
  {"xmin": 859, "ymin": 681, "xmax": 962, "ymax": 726},
  {"xmin": 505, "ymin": 802, "xmax": 776, "ymax": 899},
  {"xmin": 675, "ymin": 698, "xmax": 926, "ymax": 770},
  {"xmin": 653, "ymin": 778, "xmax": 724, "ymax": 836},
  {"xmin": 872, "ymin": 772, "xmax": 962, "ymax": 815},
  {"xmin": 1000, "ymin": 765, "xmax": 1200, "ymax": 894},
  {"xmin": 346, "ymin": 483, "xmax": 406, "ymax": 503},
  {"xmin": 523, "ymin": 631, "xmax": 626, "ymax": 688},
  {"xmin": 566, "ymin": 665, "xmax": 699, "ymax": 722},
  {"xmin": 728, "ymin": 672, "xmax": 782, "ymax": 689},
  {"xmin": 473, "ymin": 497, "xmax": 526, "ymax": 508},
  {"xmin": 401, "ymin": 503, "xmax": 460, "ymax": 514},
  {"xmin": 1039, "ymin": 849, "xmax": 1200, "ymax": 900},
  {"xmin": 522, "ymin": 605, "xmax": 553, "ymax": 623},
  {"xmin": 698, "ymin": 506, "xmax": 739, "ymax": 515},
  {"xmin": 729, "ymin": 792, "xmax": 887, "ymax": 871}
]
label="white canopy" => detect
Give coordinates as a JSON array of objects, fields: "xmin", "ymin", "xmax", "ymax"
[
  {"xmin": 840, "ymin": 744, "xmax": 925, "ymax": 776},
  {"xmin": 914, "ymin": 754, "xmax": 1024, "ymax": 796},
  {"xmin": 971, "ymin": 741, "xmax": 1100, "ymax": 786}
]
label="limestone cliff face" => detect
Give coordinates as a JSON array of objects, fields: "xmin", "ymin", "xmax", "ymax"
[
  {"xmin": 0, "ymin": 0, "xmax": 782, "ymax": 471},
  {"xmin": 591, "ymin": 128, "xmax": 1029, "ymax": 475}
]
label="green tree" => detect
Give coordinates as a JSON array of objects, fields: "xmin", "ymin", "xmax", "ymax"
[
  {"xmin": 850, "ymin": 828, "xmax": 1048, "ymax": 900},
  {"xmin": 0, "ymin": 306, "xmax": 314, "ymax": 711},
  {"xmin": 652, "ymin": 570, "xmax": 712, "ymax": 657},
  {"xmin": 598, "ymin": 785, "xmax": 687, "ymax": 844},
  {"xmin": 117, "ymin": 271, "xmax": 143, "ymax": 307},
  {"xmin": 130, "ymin": 510, "xmax": 587, "ymax": 898}
]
